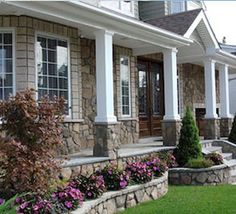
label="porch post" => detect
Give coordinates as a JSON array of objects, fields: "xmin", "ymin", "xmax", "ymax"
[
  {"xmin": 219, "ymin": 64, "xmax": 233, "ymax": 137},
  {"xmin": 93, "ymin": 29, "xmax": 120, "ymax": 158},
  {"xmin": 203, "ymin": 58, "xmax": 220, "ymax": 139},
  {"xmin": 162, "ymin": 48, "xmax": 181, "ymax": 146}
]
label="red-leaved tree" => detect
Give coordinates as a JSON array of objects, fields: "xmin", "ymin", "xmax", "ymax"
[{"xmin": 0, "ymin": 89, "xmax": 65, "ymax": 198}]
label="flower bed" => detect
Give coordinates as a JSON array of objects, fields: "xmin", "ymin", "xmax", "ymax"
[{"xmin": 0, "ymin": 153, "xmax": 173, "ymax": 214}]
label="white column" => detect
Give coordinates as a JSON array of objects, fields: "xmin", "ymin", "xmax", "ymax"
[
  {"xmin": 219, "ymin": 64, "xmax": 231, "ymax": 118},
  {"xmin": 204, "ymin": 58, "xmax": 218, "ymax": 118},
  {"xmin": 163, "ymin": 48, "xmax": 180, "ymax": 120},
  {"xmin": 94, "ymin": 29, "xmax": 117, "ymax": 123}
]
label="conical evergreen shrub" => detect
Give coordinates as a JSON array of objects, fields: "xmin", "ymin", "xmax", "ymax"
[
  {"xmin": 175, "ymin": 107, "xmax": 202, "ymax": 166},
  {"xmin": 229, "ymin": 114, "xmax": 236, "ymax": 143}
]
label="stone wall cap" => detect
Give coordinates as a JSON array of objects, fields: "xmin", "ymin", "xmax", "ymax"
[{"xmin": 169, "ymin": 164, "xmax": 227, "ymax": 173}]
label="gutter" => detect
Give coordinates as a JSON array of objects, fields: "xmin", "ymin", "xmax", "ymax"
[{"xmin": 6, "ymin": 1, "xmax": 192, "ymax": 48}]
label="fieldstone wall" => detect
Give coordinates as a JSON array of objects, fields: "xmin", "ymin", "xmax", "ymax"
[
  {"xmin": 179, "ymin": 63, "xmax": 220, "ymax": 115},
  {"xmin": 169, "ymin": 164, "xmax": 230, "ymax": 185},
  {"xmin": 204, "ymin": 118, "xmax": 220, "ymax": 139},
  {"xmin": 220, "ymin": 118, "xmax": 233, "ymax": 137},
  {"xmin": 72, "ymin": 173, "xmax": 168, "ymax": 214}
]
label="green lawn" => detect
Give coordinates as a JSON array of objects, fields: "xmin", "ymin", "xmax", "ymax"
[{"xmin": 120, "ymin": 185, "xmax": 236, "ymax": 214}]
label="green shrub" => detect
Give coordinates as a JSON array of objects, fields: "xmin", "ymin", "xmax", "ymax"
[
  {"xmin": 229, "ymin": 114, "xmax": 236, "ymax": 143},
  {"xmin": 175, "ymin": 107, "xmax": 202, "ymax": 166},
  {"xmin": 185, "ymin": 158, "xmax": 213, "ymax": 169}
]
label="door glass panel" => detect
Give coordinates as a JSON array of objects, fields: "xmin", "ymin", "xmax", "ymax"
[
  {"xmin": 151, "ymin": 63, "xmax": 161, "ymax": 115},
  {"xmin": 138, "ymin": 64, "xmax": 147, "ymax": 115}
]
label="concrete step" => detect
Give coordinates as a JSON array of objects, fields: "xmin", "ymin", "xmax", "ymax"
[
  {"xmin": 225, "ymin": 159, "xmax": 236, "ymax": 170},
  {"xmin": 201, "ymin": 140, "xmax": 213, "ymax": 149},
  {"xmin": 221, "ymin": 153, "xmax": 233, "ymax": 161},
  {"xmin": 205, "ymin": 146, "xmax": 222, "ymax": 153}
]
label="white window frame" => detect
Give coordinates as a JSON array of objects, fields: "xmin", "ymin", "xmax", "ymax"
[
  {"xmin": 100, "ymin": 0, "xmax": 135, "ymax": 17},
  {"xmin": 120, "ymin": 55, "xmax": 131, "ymax": 117},
  {"xmin": 35, "ymin": 32, "xmax": 72, "ymax": 118},
  {"xmin": 0, "ymin": 28, "xmax": 16, "ymax": 98}
]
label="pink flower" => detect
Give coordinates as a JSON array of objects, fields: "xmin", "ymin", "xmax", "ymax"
[{"xmin": 64, "ymin": 201, "xmax": 73, "ymax": 209}]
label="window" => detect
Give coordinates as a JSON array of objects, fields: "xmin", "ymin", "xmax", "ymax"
[
  {"xmin": 36, "ymin": 35, "xmax": 70, "ymax": 115},
  {"xmin": 120, "ymin": 56, "xmax": 131, "ymax": 117},
  {"xmin": 0, "ymin": 31, "xmax": 14, "ymax": 100},
  {"xmin": 100, "ymin": 1, "xmax": 134, "ymax": 16}
]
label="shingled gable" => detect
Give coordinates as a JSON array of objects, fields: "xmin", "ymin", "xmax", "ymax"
[
  {"xmin": 145, "ymin": 9, "xmax": 202, "ymax": 36},
  {"xmin": 145, "ymin": 9, "xmax": 220, "ymax": 50}
]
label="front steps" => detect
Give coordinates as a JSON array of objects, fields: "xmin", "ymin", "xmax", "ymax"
[{"xmin": 201, "ymin": 140, "xmax": 236, "ymax": 183}]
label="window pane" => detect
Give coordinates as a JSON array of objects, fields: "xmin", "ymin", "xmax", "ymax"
[
  {"xmin": 0, "ymin": 75, "xmax": 3, "ymax": 87},
  {"xmin": 49, "ymin": 90, "xmax": 58, "ymax": 98},
  {"xmin": 59, "ymin": 90, "xmax": 68, "ymax": 100},
  {"xmin": 0, "ymin": 88, "xmax": 2, "ymax": 99},
  {"xmin": 38, "ymin": 89, "xmax": 47, "ymax": 99},
  {"xmin": 0, "ymin": 34, "xmax": 2, "ymax": 44},
  {"xmin": 37, "ymin": 62, "xmax": 47, "ymax": 75},
  {"xmin": 48, "ymin": 39, "xmax": 57, "ymax": 49},
  {"xmin": 120, "ymin": 56, "xmax": 130, "ymax": 116},
  {"xmin": 4, "ymin": 88, "xmax": 12, "ymax": 100},
  {"xmin": 4, "ymin": 74, "xmax": 12, "ymax": 86},
  {"xmin": 37, "ymin": 37, "xmax": 46, "ymax": 48},
  {"xmin": 4, "ymin": 59, "xmax": 12, "ymax": 73},
  {"xmin": 48, "ymin": 50, "xmax": 56, "ymax": 62},
  {"xmin": 48, "ymin": 63, "xmax": 57, "ymax": 76},
  {"xmin": 49, "ymin": 77, "xmax": 58, "ymax": 89},
  {"xmin": 4, "ymin": 33, "xmax": 12, "ymax": 44},
  {"xmin": 59, "ymin": 78, "xmax": 68, "ymax": 89},
  {"xmin": 38, "ymin": 76, "xmax": 47, "ymax": 88},
  {"xmin": 58, "ymin": 40, "xmax": 67, "ymax": 48},
  {"xmin": 3, "ymin": 46, "xmax": 12, "ymax": 58}
]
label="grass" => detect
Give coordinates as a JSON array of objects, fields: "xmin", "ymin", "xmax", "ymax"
[{"xmin": 120, "ymin": 185, "xmax": 236, "ymax": 214}]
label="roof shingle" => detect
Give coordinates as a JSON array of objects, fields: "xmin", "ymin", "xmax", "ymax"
[{"xmin": 145, "ymin": 9, "xmax": 202, "ymax": 36}]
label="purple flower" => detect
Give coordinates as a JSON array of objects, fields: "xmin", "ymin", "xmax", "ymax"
[
  {"xmin": 15, "ymin": 197, "xmax": 22, "ymax": 204},
  {"xmin": 120, "ymin": 180, "xmax": 127, "ymax": 188},
  {"xmin": 0, "ymin": 198, "xmax": 5, "ymax": 205},
  {"xmin": 64, "ymin": 201, "xmax": 73, "ymax": 209},
  {"xmin": 20, "ymin": 202, "xmax": 29, "ymax": 209},
  {"xmin": 33, "ymin": 204, "xmax": 40, "ymax": 211}
]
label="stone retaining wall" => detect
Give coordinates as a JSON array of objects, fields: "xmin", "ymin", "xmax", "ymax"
[
  {"xmin": 168, "ymin": 164, "xmax": 230, "ymax": 185},
  {"xmin": 72, "ymin": 173, "xmax": 168, "ymax": 214},
  {"xmin": 61, "ymin": 148, "xmax": 174, "ymax": 179}
]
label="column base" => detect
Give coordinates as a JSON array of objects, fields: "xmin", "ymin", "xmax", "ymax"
[
  {"xmin": 204, "ymin": 118, "xmax": 220, "ymax": 139},
  {"xmin": 93, "ymin": 123, "xmax": 120, "ymax": 159},
  {"xmin": 161, "ymin": 120, "xmax": 181, "ymax": 146},
  {"xmin": 220, "ymin": 118, "xmax": 233, "ymax": 137}
]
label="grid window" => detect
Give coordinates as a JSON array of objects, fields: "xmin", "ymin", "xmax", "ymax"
[
  {"xmin": 36, "ymin": 35, "xmax": 70, "ymax": 114},
  {"xmin": 120, "ymin": 56, "xmax": 131, "ymax": 116},
  {"xmin": 0, "ymin": 32, "xmax": 13, "ymax": 100}
]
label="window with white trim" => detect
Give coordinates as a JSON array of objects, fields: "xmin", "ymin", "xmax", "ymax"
[
  {"xmin": 36, "ymin": 35, "xmax": 70, "ymax": 114},
  {"xmin": 120, "ymin": 56, "xmax": 131, "ymax": 117},
  {"xmin": 0, "ymin": 32, "xmax": 14, "ymax": 100}
]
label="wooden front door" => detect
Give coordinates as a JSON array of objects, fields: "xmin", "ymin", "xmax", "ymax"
[{"xmin": 138, "ymin": 60, "xmax": 164, "ymax": 138}]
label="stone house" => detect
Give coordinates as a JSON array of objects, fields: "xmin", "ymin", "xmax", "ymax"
[{"xmin": 0, "ymin": 1, "xmax": 235, "ymax": 158}]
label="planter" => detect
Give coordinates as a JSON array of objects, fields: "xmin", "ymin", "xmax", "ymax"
[
  {"xmin": 168, "ymin": 164, "xmax": 230, "ymax": 185},
  {"xmin": 72, "ymin": 173, "xmax": 168, "ymax": 214}
]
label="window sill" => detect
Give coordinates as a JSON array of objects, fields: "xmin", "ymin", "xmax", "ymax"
[
  {"xmin": 63, "ymin": 118, "xmax": 84, "ymax": 123},
  {"xmin": 118, "ymin": 117, "xmax": 138, "ymax": 121}
]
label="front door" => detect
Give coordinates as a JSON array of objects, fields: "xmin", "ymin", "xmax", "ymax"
[{"xmin": 138, "ymin": 60, "xmax": 164, "ymax": 138}]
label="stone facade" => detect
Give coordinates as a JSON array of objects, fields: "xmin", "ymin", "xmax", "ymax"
[
  {"xmin": 161, "ymin": 120, "xmax": 181, "ymax": 146},
  {"xmin": 204, "ymin": 118, "xmax": 220, "ymax": 139},
  {"xmin": 0, "ymin": 16, "xmax": 140, "ymax": 154},
  {"xmin": 220, "ymin": 118, "xmax": 233, "ymax": 137},
  {"xmin": 179, "ymin": 63, "xmax": 220, "ymax": 116},
  {"xmin": 72, "ymin": 173, "xmax": 168, "ymax": 214},
  {"xmin": 169, "ymin": 164, "xmax": 230, "ymax": 185}
]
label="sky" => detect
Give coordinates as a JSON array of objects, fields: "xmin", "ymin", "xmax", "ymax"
[{"xmin": 205, "ymin": 1, "xmax": 236, "ymax": 45}]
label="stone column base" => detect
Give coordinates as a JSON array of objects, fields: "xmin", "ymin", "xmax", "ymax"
[
  {"xmin": 161, "ymin": 120, "xmax": 181, "ymax": 146},
  {"xmin": 220, "ymin": 118, "xmax": 233, "ymax": 137},
  {"xmin": 204, "ymin": 118, "xmax": 220, "ymax": 139},
  {"xmin": 93, "ymin": 123, "xmax": 121, "ymax": 159}
]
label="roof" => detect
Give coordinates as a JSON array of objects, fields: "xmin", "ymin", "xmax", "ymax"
[{"xmin": 145, "ymin": 9, "xmax": 202, "ymax": 36}]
